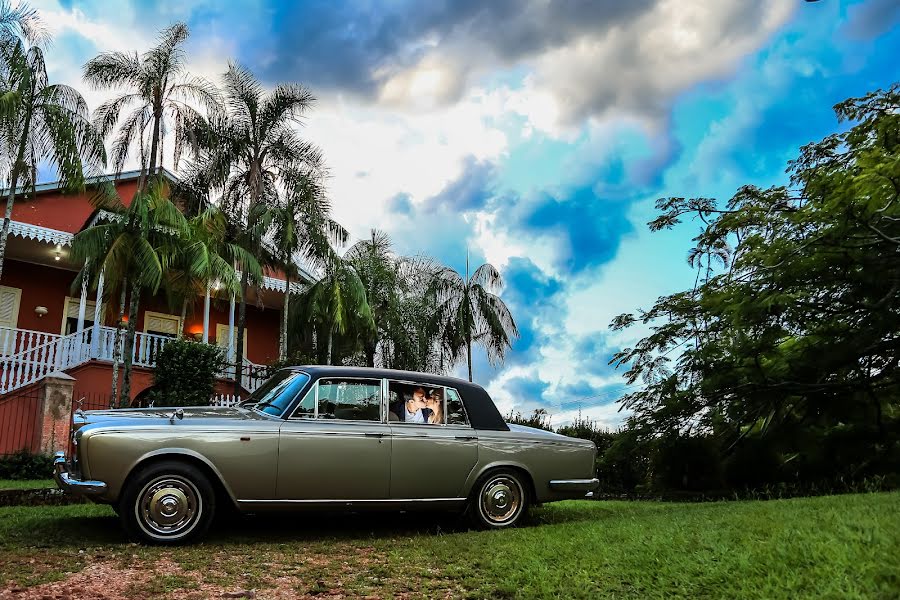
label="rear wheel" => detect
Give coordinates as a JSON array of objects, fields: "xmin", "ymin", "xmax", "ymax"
[
  {"xmin": 469, "ymin": 469, "xmax": 528, "ymax": 529},
  {"xmin": 119, "ymin": 460, "xmax": 215, "ymax": 544}
]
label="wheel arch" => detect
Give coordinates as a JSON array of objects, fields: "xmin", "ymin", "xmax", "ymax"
[
  {"xmin": 120, "ymin": 449, "xmax": 238, "ymax": 510},
  {"xmin": 466, "ymin": 461, "xmax": 537, "ymax": 503}
]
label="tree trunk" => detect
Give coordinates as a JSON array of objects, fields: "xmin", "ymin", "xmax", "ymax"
[
  {"xmin": 326, "ymin": 327, "xmax": 334, "ymax": 365},
  {"xmin": 280, "ymin": 274, "xmax": 290, "ymax": 360},
  {"xmin": 0, "ymin": 103, "xmax": 32, "ymax": 283},
  {"xmin": 234, "ymin": 271, "xmax": 248, "ymax": 395},
  {"xmin": 138, "ymin": 105, "xmax": 162, "ymax": 191},
  {"xmin": 466, "ymin": 334, "xmax": 473, "ymax": 382},
  {"xmin": 119, "ymin": 281, "xmax": 140, "ymax": 407},
  {"xmin": 110, "ymin": 281, "xmax": 127, "ymax": 406},
  {"xmin": 180, "ymin": 298, "xmax": 188, "ymax": 338}
]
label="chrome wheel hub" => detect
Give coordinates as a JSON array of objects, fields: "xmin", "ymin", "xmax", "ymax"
[
  {"xmin": 480, "ymin": 476, "xmax": 522, "ymax": 524},
  {"xmin": 137, "ymin": 476, "xmax": 200, "ymax": 538}
]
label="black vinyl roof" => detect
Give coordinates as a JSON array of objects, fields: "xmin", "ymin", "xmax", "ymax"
[{"xmin": 291, "ymin": 365, "xmax": 509, "ymax": 431}]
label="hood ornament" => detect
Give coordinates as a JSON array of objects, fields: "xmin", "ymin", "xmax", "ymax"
[
  {"xmin": 75, "ymin": 396, "xmax": 86, "ymax": 418},
  {"xmin": 168, "ymin": 408, "xmax": 184, "ymax": 423}
]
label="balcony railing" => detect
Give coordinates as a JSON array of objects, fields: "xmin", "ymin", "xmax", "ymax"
[{"xmin": 0, "ymin": 325, "xmax": 266, "ymax": 395}]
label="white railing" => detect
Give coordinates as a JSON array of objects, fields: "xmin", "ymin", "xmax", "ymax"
[
  {"xmin": 0, "ymin": 325, "xmax": 269, "ymax": 396},
  {"xmin": 210, "ymin": 393, "xmax": 242, "ymax": 407},
  {"xmin": 0, "ymin": 328, "xmax": 92, "ymax": 394}
]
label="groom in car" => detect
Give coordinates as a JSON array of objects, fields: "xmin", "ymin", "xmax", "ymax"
[{"xmin": 389, "ymin": 386, "xmax": 433, "ymax": 423}]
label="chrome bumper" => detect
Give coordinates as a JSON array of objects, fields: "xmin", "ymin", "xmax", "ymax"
[
  {"xmin": 549, "ymin": 478, "xmax": 600, "ymax": 492},
  {"xmin": 53, "ymin": 451, "xmax": 107, "ymax": 496}
]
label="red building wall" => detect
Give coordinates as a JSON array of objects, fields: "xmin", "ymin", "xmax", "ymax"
[{"xmin": 11, "ymin": 180, "xmax": 140, "ymax": 234}]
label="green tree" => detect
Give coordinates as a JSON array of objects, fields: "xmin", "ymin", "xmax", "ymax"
[
  {"xmin": 611, "ymin": 84, "xmax": 900, "ymax": 483},
  {"xmin": 72, "ymin": 179, "xmax": 189, "ymax": 405},
  {"xmin": 294, "ymin": 254, "xmax": 374, "ymax": 365},
  {"xmin": 82, "ymin": 22, "xmax": 218, "ymax": 399},
  {"xmin": 195, "ymin": 63, "xmax": 323, "ymax": 392},
  {"xmin": 83, "ymin": 22, "xmax": 220, "ymax": 180},
  {"xmin": 435, "ymin": 256, "xmax": 519, "ymax": 382},
  {"xmin": 271, "ymin": 175, "xmax": 345, "ymax": 359},
  {"xmin": 0, "ymin": 35, "xmax": 105, "ymax": 281}
]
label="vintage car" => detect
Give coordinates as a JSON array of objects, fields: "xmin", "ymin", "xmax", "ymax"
[{"xmin": 54, "ymin": 366, "xmax": 599, "ymax": 543}]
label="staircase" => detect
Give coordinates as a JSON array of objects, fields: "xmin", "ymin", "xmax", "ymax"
[{"xmin": 0, "ymin": 326, "xmax": 266, "ymax": 396}]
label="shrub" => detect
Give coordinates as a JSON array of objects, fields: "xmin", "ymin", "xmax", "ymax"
[
  {"xmin": 148, "ymin": 339, "xmax": 226, "ymax": 407},
  {"xmin": 0, "ymin": 450, "xmax": 54, "ymax": 479},
  {"xmin": 651, "ymin": 434, "xmax": 725, "ymax": 492}
]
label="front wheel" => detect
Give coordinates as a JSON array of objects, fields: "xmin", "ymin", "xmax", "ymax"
[
  {"xmin": 469, "ymin": 469, "xmax": 528, "ymax": 529},
  {"xmin": 119, "ymin": 460, "xmax": 216, "ymax": 544}
]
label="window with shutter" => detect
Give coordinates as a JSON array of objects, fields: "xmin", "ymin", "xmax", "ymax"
[{"xmin": 0, "ymin": 286, "xmax": 22, "ymax": 329}]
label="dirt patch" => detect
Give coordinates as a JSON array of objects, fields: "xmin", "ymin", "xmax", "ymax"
[{"xmin": 0, "ymin": 547, "xmax": 461, "ymax": 600}]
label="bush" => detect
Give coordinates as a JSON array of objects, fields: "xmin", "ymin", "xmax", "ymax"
[
  {"xmin": 148, "ymin": 339, "xmax": 226, "ymax": 407},
  {"xmin": 651, "ymin": 434, "xmax": 725, "ymax": 492},
  {"xmin": 0, "ymin": 450, "xmax": 54, "ymax": 479}
]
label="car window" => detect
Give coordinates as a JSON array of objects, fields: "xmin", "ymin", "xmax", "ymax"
[
  {"xmin": 387, "ymin": 380, "xmax": 445, "ymax": 425},
  {"xmin": 242, "ymin": 370, "xmax": 310, "ymax": 417},
  {"xmin": 292, "ymin": 385, "xmax": 316, "ymax": 418},
  {"xmin": 446, "ymin": 387, "xmax": 469, "ymax": 426},
  {"xmin": 317, "ymin": 378, "xmax": 381, "ymax": 421}
]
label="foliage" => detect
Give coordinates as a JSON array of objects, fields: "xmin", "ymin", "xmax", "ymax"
[
  {"xmin": 506, "ymin": 408, "xmax": 554, "ymax": 431},
  {"xmin": 435, "ymin": 258, "xmax": 519, "ymax": 381},
  {"xmin": 147, "ymin": 338, "xmax": 226, "ymax": 407},
  {"xmin": 82, "ymin": 22, "xmax": 220, "ymax": 176},
  {"xmin": 0, "ymin": 23, "xmax": 105, "ymax": 279},
  {"xmin": 188, "ymin": 62, "xmax": 330, "ymax": 391},
  {"xmin": 610, "ymin": 84, "xmax": 900, "ymax": 487},
  {"xmin": 0, "ymin": 450, "xmax": 53, "ymax": 480}
]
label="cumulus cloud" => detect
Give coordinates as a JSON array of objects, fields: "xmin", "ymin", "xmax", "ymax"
[{"xmin": 251, "ymin": 0, "xmax": 793, "ymax": 131}]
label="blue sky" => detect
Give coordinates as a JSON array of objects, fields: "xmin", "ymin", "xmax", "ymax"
[{"xmin": 31, "ymin": 0, "xmax": 900, "ymax": 425}]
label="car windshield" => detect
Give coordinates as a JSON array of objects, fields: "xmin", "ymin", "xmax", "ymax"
[{"xmin": 240, "ymin": 370, "xmax": 310, "ymax": 417}]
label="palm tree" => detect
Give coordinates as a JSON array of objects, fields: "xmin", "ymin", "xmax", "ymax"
[
  {"xmin": 82, "ymin": 22, "xmax": 219, "ymax": 399},
  {"xmin": 83, "ymin": 22, "xmax": 220, "ymax": 181},
  {"xmin": 435, "ymin": 256, "xmax": 519, "ymax": 382},
  {"xmin": 294, "ymin": 254, "xmax": 374, "ymax": 365},
  {"xmin": 167, "ymin": 205, "xmax": 261, "ymax": 335},
  {"xmin": 271, "ymin": 175, "xmax": 345, "ymax": 359},
  {"xmin": 195, "ymin": 63, "xmax": 324, "ymax": 392},
  {"xmin": 0, "ymin": 1, "xmax": 41, "ymax": 45},
  {"xmin": 72, "ymin": 179, "xmax": 189, "ymax": 405},
  {"xmin": 0, "ymin": 36, "xmax": 105, "ymax": 281}
]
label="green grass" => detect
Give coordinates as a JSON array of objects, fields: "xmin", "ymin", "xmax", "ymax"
[
  {"xmin": 0, "ymin": 478, "xmax": 54, "ymax": 490},
  {"xmin": 0, "ymin": 492, "xmax": 897, "ymax": 599}
]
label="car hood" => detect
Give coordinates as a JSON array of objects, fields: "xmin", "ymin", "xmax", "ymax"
[{"xmin": 74, "ymin": 405, "xmax": 271, "ymax": 432}]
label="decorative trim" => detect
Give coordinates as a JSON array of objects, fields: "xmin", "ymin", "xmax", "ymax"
[{"xmin": 8, "ymin": 221, "xmax": 74, "ymax": 247}]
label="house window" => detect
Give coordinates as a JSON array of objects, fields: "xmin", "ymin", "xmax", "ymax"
[
  {"xmin": 0, "ymin": 285, "xmax": 21, "ymax": 330},
  {"xmin": 61, "ymin": 296, "xmax": 96, "ymax": 335},
  {"xmin": 0, "ymin": 285, "xmax": 22, "ymax": 355},
  {"xmin": 143, "ymin": 311, "xmax": 181, "ymax": 338},
  {"xmin": 216, "ymin": 323, "xmax": 248, "ymax": 355}
]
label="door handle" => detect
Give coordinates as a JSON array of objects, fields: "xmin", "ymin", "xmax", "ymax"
[
  {"xmin": 364, "ymin": 432, "xmax": 385, "ymax": 438},
  {"xmin": 455, "ymin": 435, "xmax": 477, "ymax": 441}
]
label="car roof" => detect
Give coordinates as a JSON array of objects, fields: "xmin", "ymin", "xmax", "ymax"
[{"xmin": 285, "ymin": 365, "xmax": 508, "ymax": 431}]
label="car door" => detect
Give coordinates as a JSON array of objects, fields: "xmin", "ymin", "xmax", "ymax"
[
  {"xmin": 387, "ymin": 382, "xmax": 478, "ymax": 499},
  {"xmin": 276, "ymin": 376, "xmax": 391, "ymax": 500}
]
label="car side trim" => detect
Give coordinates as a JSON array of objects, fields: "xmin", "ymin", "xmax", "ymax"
[
  {"xmin": 548, "ymin": 478, "xmax": 600, "ymax": 491},
  {"xmin": 237, "ymin": 497, "xmax": 467, "ymax": 504}
]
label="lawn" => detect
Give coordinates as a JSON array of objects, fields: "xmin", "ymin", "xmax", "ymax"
[
  {"xmin": 0, "ymin": 492, "xmax": 897, "ymax": 599},
  {"xmin": 0, "ymin": 479, "xmax": 54, "ymax": 490}
]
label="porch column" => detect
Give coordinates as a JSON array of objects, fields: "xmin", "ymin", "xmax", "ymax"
[
  {"xmin": 228, "ymin": 293, "xmax": 235, "ymax": 365},
  {"xmin": 76, "ymin": 271, "xmax": 89, "ymax": 333},
  {"xmin": 202, "ymin": 284, "xmax": 211, "ymax": 344},
  {"xmin": 91, "ymin": 270, "xmax": 105, "ymax": 358}
]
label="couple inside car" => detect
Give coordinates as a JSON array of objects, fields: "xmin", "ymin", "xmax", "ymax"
[{"xmin": 389, "ymin": 385, "xmax": 443, "ymax": 424}]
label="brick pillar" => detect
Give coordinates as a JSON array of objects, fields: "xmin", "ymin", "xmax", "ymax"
[{"xmin": 38, "ymin": 371, "xmax": 76, "ymax": 455}]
